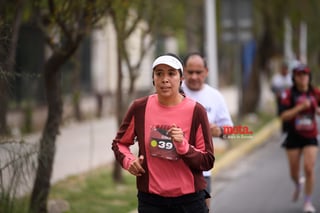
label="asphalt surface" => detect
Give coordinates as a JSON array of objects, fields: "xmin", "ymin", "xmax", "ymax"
[{"xmin": 210, "ymin": 130, "xmax": 320, "ymax": 213}]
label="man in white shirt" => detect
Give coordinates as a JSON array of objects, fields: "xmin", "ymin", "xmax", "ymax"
[
  {"xmin": 181, "ymin": 52, "xmax": 233, "ymax": 209},
  {"xmin": 271, "ymin": 61, "xmax": 293, "ymax": 132},
  {"xmin": 271, "ymin": 62, "xmax": 292, "ymax": 113}
]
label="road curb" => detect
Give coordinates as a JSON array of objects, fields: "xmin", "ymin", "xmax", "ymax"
[{"xmin": 212, "ymin": 118, "xmax": 281, "ymax": 176}]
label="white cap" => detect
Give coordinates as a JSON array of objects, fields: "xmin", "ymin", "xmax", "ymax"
[{"xmin": 152, "ymin": 55, "xmax": 183, "ymax": 72}]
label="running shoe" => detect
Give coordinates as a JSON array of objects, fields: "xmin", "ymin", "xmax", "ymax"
[
  {"xmin": 303, "ymin": 201, "xmax": 316, "ymax": 213},
  {"xmin": 292, "ymin": 176, "xmax": 305, "ymax": 202}
]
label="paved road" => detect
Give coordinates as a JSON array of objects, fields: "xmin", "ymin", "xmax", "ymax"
[{"xmin": 210, "ymin": 131, "xmax": 320, "ymax": 213}]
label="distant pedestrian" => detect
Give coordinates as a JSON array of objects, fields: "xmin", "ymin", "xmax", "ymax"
[
  {"xmin": 112, "ymin": 53, "xmax": 214, "ymax": 213},
  {"xmin": 271, "ymin": 61, "xmax": 292, "ymax": 132},
  {"xmin": 181, "ymin": 52, "xmax": 233, "ymax": 209},
  {"xmin": 279, "ymin": 63, "xmax": 319, "ymax": 213}
]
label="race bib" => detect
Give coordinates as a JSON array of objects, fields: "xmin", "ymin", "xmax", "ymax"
[
  {"xmin": 295, "ymin": 115, "xmax": 315, "ymax": 131},
  {"xmin": 149, "ymin": 125, "xmax": 179, "ymax": 161}
]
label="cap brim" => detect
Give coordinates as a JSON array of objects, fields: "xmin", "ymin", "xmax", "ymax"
[
  {"xmin": 294, "ymin": 69, "xmax": 310, "ymax": 74},
  {"xmin": 152, "ymin": 55, "xmax": 183, "ymax": 72}
]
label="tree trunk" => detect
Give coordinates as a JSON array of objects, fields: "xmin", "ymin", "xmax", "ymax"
[
  {"xmin": 0, "ymin": 0, "xmax": 25, "ymax": 135},
  {"xmin": 95, "ymin": 93, "xmax": 103, "ymax": 118},
  {"xmin": 72, "ymin": 49, "xmax": 82, "ymax": 121},
  {"xmin": 185, "ymin": 0, "xmax": 203, "ymax": 52},
  {"xmin": 0, "ymin": 23, "xmax": 9, "ymax": 136},
  {"xmin": 29, "ymin": 55, "xmax": 64, "ymax": 213},
  {"xmin": 0, "ymin": 79, "xmax": 9, "ymax": 135},
  {"xmin": 0, "ymin": 29, "xmax": 9, "ymax": 134},
  {"xmin": 240, "ymin": 14, "xmax": 276, "ymax": 115},
  {"xmin": 241, "ymin": 58, "xmax": 261, "ymax": 114},
  {"xmin": 113, "ymin": 44, "xmax": 124, "ymax": 183}
]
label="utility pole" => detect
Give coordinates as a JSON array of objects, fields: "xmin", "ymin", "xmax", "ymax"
[
  {"xmin": 205, "ymin": 0, "xmax": 218, "ymax": 88},
  {"xmin": 284, "ymin": 17, "xmax": 294, "ymax": 65},
  {"xmin": 299, "ymin": 21, "xmax": 307, "ymax": 63}
]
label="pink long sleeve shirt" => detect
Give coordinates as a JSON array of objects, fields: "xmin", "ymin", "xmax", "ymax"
[{"xmin": 112, "ymin": 94, "xmax": 215, "ymax": 197}]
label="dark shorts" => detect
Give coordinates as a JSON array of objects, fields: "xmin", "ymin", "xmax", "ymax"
[
  {"xmin": 138, "ymin": 190, "xmax": 210, "ymax": 213},
  {"xmin": 282, "ymin": 133, "xmax": 318, "ymax": 149}
]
